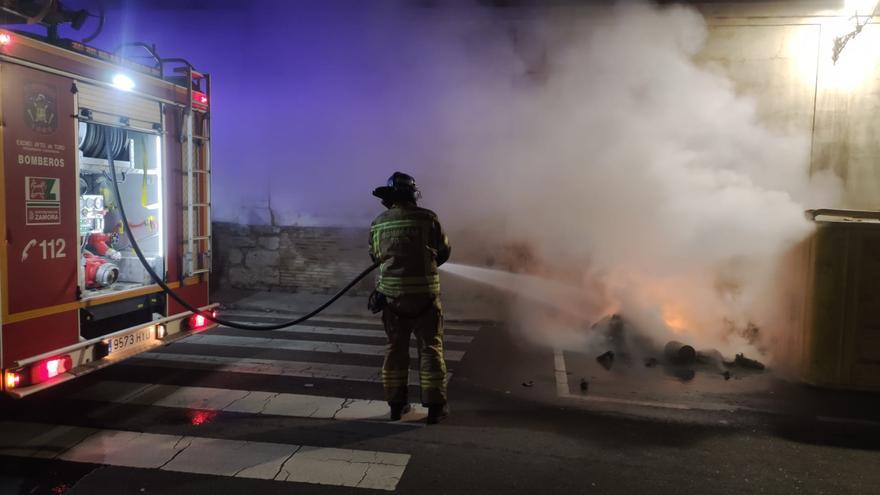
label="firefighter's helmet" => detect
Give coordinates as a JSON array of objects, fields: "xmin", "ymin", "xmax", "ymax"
[{"xmin": 373, "ymin": 171, "xmax": 420, "ymax": 204}]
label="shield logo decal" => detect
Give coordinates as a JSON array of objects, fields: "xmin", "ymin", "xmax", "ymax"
[{"xmin": 24, "ymin": 82, "xmax": 58, "ymax": 134}]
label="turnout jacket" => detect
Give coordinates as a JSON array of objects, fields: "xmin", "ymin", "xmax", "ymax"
[{"xmin": 369, "ymin": 203, "xmax": 451, "ymax": 297}]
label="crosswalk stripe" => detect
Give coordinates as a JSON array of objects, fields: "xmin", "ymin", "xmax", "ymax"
[
  {"xmin": 74, "ymin": 380, "xmax": 429, "ymax": 424},
  {"xmin": 0, "ymin": 421, "xmax": 409, "ymax": 491},
  {"xmin": 219, "ymin": 311, "xmax": 486, "ymax": 332},
  {"xmin": 180, "ymin": 334, "xmax": 466, "ymax": 361},
  {"xmin": 129, "ymin": 352, "xmax": 452, "ymax": 384},
  {"xmin": 221, "ymin": 323, "xmax": 474, "ymax": 344},
  {"xmin": 439, "ymin": 324, "xmax": 487, "ymax": 332}
]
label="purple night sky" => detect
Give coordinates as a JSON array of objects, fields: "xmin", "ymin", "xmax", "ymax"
[{"xmin": 38, "ymin": 0, "xmax": 480, "ymax": 226}]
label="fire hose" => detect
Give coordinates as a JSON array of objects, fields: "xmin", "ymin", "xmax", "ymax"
[{"xmin": 106, "ymin": 146, "xmax": 378, "ymax": 331}]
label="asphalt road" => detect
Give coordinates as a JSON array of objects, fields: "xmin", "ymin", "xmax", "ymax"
[{"xmin": 1, "ymin": 312, "xmax": 878, "ymax": 495}]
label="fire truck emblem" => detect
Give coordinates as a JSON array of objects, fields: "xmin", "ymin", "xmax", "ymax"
[{"xmin": 24, "ymin": 83, "xmax": 58, "ymax": 134}]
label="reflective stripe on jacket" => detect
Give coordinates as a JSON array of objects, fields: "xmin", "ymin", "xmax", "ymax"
[{"xmin": 370, "ymin": 204, "xmax": 450, "ymax": 297}]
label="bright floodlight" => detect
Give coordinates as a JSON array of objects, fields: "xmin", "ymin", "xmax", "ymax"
[
  {"xmin": 0, "ymin": 33, "xmax": 12, "ymax": 46},
  {"xmin": 112, "ymin": 74, "xmax": 135, "ymax": 91}
]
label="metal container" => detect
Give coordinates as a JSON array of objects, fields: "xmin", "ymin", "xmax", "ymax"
[
  {"xmin": 802, "ymin": 209, "xmax": 880, "ymax": 391},
  {"xmin": 664, "ymin": 341, "xmax": 696, "ymax": 365}
]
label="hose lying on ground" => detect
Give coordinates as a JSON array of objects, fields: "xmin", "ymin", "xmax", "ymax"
[{"xmin": 106, "ymin": 145, "xmax": 378, "ymax": 331}]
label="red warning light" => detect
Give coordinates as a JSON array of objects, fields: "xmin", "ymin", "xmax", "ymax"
[
  {"xmin": 188, "ymin": 313, "xmax": 209, "ymax": 331},
  {"xmin": 192, "ymin": 91, "xmax": 208, "ymax": 110},
  {"xmin": 31, "ymin": 356, "xmax": 72, "ymax": 383},
  {"xmin": 0, "ymin": 33, "xmax": 13, "ymax": 46}
]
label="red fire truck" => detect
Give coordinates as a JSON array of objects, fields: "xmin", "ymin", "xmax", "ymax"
[{"xmin": 0, "ymin": 24, "xmax": 217, "ymax": 397}]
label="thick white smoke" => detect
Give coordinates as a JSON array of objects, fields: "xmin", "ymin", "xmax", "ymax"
[
  {"xmin": 409, "ymin": 2, "xmax": 841, "ymax": 358},
  {"xmin": 220, "ymin": 1, "xmax": 842, "ymax": 359}
]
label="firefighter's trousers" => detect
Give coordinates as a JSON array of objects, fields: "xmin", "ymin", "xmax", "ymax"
[{"xmin": 381, "ymin": 294, "xmax": 447, "ymax": 406}]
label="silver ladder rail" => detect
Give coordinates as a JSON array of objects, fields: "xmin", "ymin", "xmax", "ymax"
[
  {"xmin": 181, "ymin": 67, "xmax": 212, "ymax": 278},
  {"xmin": 184, "ymin": 106, "xmax": 195, "ymax": 276}
]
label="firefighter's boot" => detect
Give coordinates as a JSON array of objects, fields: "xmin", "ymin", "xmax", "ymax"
[
  {"xmin": 426, "ymin": 404, "xmax": 449, "ymax": 425},
  {"xmin": 389, "ymin": 403, "xmax": 412, "ymax": 421}
]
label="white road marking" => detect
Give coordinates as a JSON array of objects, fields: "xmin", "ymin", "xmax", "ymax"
[
  {"xmin": 74, "ymin": 380, "xmax": 429, "ymax": 423},
  {"xmin": 163, "ymin": 436, "xmax": 293, "ymax": 476},
  {"xmin": 553, "ymin": 349, "xmax": 570, "ymax": 397},
  {"xmin": 222, "ymin": 323, "xmax": 474, "ymax": 344},
  {"xmin": 179, "ymin": 333, "xmax": 466, "ymax": 361},
  {"xmin": 0, "ymin": 421, "xmax": 409, "ymax": 490},
  {"xmin": 218, "ymin": 311, "xmax": 485, "ymax": 332},
  {"xmin": 278, "ymin": 445, "xmax": 409, "ymax": 490},
  {"xmin": 441, "ymin": 323, "xmax": 485, "ymax": 333},
  {"xmin": 129, "ymin": 352, "xmax": 453, "ymax": 384},
  {"xmin": 218, "ymin": 313, "xmax": 382, "ymax": 327},
  {"xmin": 60, "ymin": 428, "xmax": 191, "ymax": 468}
]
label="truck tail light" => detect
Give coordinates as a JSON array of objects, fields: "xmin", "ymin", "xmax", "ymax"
[
  {"xmin": 187, "ymin": 311, "xmax": 215, "ymax": 331},
  {"xmin": 3, "ymin": 355, "xmax": 72, "ymax": 390},
  {"xmin": 5, "ymin": 370, "xmax": 22, "ymax": 390},
  {"xmin": 31, "ymin": 356, "xmax": 73, "ymax": 383},
  {"xmin": 194, "ymin": 314, "xmax": 207, "ymax": 327},
  {"xmin": 190, "ymin": 313, "xmax": 207, "ymax": 329}
]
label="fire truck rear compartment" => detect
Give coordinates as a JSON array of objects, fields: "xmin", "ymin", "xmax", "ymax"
[
  {"xmin": 77, "ymin": 120, "xmax": 166, "ymax": 338},
  {"xmin": 78, "ymin": 123, "xmax": 165, "ymax": 301}
]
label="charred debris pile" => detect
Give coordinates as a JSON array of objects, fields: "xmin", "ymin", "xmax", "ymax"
[{"xmin": 588, "ymin": 314, "xmax": 766, "ymax": 382}]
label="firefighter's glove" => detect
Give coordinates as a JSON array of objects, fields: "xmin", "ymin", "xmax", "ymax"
[{"xmin": 368, "ymin": 290, "xmax": 387, "ymax": 314}]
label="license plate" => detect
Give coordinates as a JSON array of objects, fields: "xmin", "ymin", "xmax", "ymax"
[{"xmin": 109, "ymin": 327, "xmax": 155, "ymax": 354}]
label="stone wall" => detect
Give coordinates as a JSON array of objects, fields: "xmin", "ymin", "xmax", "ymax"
[{"xmin": 213, "ymin": 222, "xmax": 375, "ymax": 295}]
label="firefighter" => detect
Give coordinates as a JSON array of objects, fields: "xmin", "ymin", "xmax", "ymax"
[{"xmin": 369, "ymin": 172, "xmax": 451, "ymax": 424}]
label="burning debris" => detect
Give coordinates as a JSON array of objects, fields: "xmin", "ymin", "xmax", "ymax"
[
  {"xmin": 596, "ymin": 351, "xmax": 615, "ymax": 370},
  {"xmin": 731, "ymin": 353, "xmax": 766, "ymax": 371},
  {"xmin": 590, "ymin": 314, "xmax": 656, "ymax": 369},
  {"xmin": 585, "ymin": 314, "xmax": 768, "ymax": 380},
  {"xmin": 664, "ymin": 341, "xmax": 697, "ymax": 365}
]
